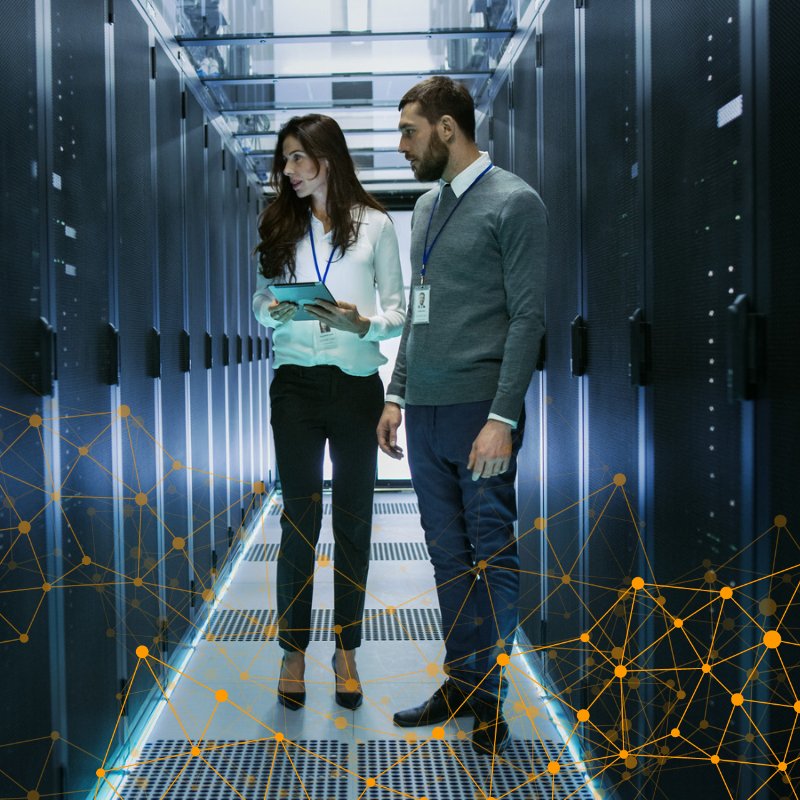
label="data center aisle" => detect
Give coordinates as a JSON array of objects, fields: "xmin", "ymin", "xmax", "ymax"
[{"xmin": 121, "ymin": 492, "xmax": 595, "ymax": 799}]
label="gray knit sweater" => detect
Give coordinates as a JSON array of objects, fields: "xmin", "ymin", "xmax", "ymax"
[{"xmin": 387, "ymin": 166, "xmax": 547, "ymax": 422}]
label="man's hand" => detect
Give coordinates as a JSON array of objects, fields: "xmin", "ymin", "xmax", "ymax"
[
  {"xmin": 377, "ymin": 402, "xmax": 404, "ymax": 459},
  {"xmin": 304, "ymin": 299, "xmax": 370, "ymax": 336},
  {"xmin": 467, "ymin": 419, "xmax": 513, "ymax": 481}
]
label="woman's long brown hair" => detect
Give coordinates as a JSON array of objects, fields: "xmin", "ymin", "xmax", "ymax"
[{"xmin": 255, "ymin": 114, "xmax": 386, "ymax": 281}]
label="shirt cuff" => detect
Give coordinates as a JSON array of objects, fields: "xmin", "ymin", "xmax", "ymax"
[
  {"xmin": 488, "ymin": 412, "xmax": 517, "ymax": 430},
  {"xmin": 385, "ymin": 394, "xmax": 405, "ymax": 409}
]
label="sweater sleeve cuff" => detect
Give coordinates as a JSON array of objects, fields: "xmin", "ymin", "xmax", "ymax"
[
  {"xmin": 488, "ymin": 412, "xmax": 517, "ymax": 430},
  {"xmin": 385, "ymin": 394, "xmax": 405, "ymax": 409}
]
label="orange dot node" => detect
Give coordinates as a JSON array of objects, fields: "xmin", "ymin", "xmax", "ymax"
[
  {"xmin": 719, "ymin": 586, "xmax": 733, "ymax": 600},
  {"xmin": 794, "ymin": 700, "xmax": 800, "ymax": 714},
  {"xmin": 579, "ymin": 632, "xmax": 590, "ymax": 643},
  {"xmin": 96, "ymin": 768, "xmax": 106, "ymax": 778},
  {"xmin": 133, "ymin": 577, "xmax": 144, "ymax": 587},
  {"xmin": 42, "ymin": 583, "xmax": 51, "ymax": 593},
  {"xmin": 431, "ymin": 727, "xmax": 445, "ymax": 740},
  {"xmin": 135, "ymin": 492, "xmax": 148, "ymax": 506},
  {"xmin": 614, "ymin": 665, "xmax": 628, "ymax": 679},
  {"xmin": 386, "ymin": 606, "xmax": 396, "ymax": 615},
  {"xmin": 19, "ymin": 634, "xmax": 29, "ymax": 644},
  {"xmin": 731, "ymin": 693, "xmax": 744, "ymax": 706},
  {"xmin": 496, "ymin": 653, "xmax": 510, "ymax": 667},
  {"xmin": 345, "ymin": 678, "xmax": 359, "ymax": 692},
  {"xmin": 190, "ymin": 746, "xmax": 201, "ymax": 757},
  {"xmin": 577, "ymin": 709, "xmax": 590, "ymax": 723},
  {"xmin": 426, "ymin": 662, "xmax": 439, "ymax": 677},
  {"xmin": 778, "ymin": 762, "xmax": 787, "ymax": 772},
  {"xmin": 613, "ymin": 473, "xmax": 627, "ymax": 486},
  {"xmin": 78, "ymin": 446, "xmax": 89, "ymax": 456},
  {"xmin": 215, "ymin": 689, "xmax": 228, "ymax": 703},
  {"xmin": 51, "ymin": 491, "xmax": 60, "ymax": 501},
  {"xmin": 117, "ymin": 404, "xmax": 130, "ymax": 417},
  {"xmin": 253, "ymin": 481, "xmax": 265, "ymax": 494},
  {"xmin": 29, "ymin": 414, "xmax": 43, "ymax": 428},
  {"xmin": 334, "ymin": 716, "xmax": 348, "ymax": 730},
  {"xmin": 333, "ymin": 624, "xmax": 343, "ymax": 634},
  {"xmin": 631, "ymin": 577, "xmax": 645, "ymax": 590},
  {"xmin": 240, "ymin": 672, "xmax": 249, "ymax": 681},
  {"xmin": 366, "ymin": 778, "xmax": 377, "ymax": 788},
  {"xmin": 18, "ymin": 521, "xmax": 31, "ymax": 535},
  {"xmin": 547, "ymin": 761, "xmax": 560, "ymax": 775},
  {"xmin": 135, "ymin": 645, "xmax": 149, "ymax": 659},
  {"xmin": 172, "ymin": 537, "xmax": 186, "ymax": 550},
  {"xmin": 618, "ymin": 750, "xmax": 629, "ymax": 760},
  {"xmin": 274, "ymin": 732, "xmax": 284, "ymax": 742},
  {"xmin": 763, "ymin": 630, "xmax": 782, "ymax": 649},
  {"xmin": 710, "ymin": 755, "xmax": 720, "ymax": 765},
  {"xmin": 202, "ymin": 589, "xmax": 214, "ymax": 602},
  {"xmin": 50, "ymin": 731, "xmax": 60, "ymax": 741},
  {"xmin": 477, "ymin": 559, "xmax": 488, "ymax": 570},
  {"xmin": 670, "ymin": 728, "xmax": 681, "ymax": 738},
  {"xmin": 561, "ymin": 574, "xmax": 571, "ymax": 585},
  {"xmin": 774, "ymin": 514, "xmax": 787, "ymax": 528},
  {"xmin": 534, "ymin": 517, "xmax": 546, "ymax": 530},
  {"xmin": 673, "ymin": 618, "xmax": 684, "ymax": 629}
]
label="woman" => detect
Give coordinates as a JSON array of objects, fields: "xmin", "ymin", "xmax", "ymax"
[{"xmin": 253, "ymin": 114, "xmax": 406, "ymax": 711}]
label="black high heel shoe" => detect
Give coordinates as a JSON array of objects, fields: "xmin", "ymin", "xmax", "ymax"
[
  {"xmin": 277, "ymin": 654, "xmax": 305, "ymax": 710},
  {"xmin": 331, "ymin": 653, "xmax": 363, "ymax": 710}
]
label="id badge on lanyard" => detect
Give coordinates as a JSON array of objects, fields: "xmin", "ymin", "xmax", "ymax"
[{"xmin": 412, "ymin": 285, "xmax": 431, "ymax": 324}]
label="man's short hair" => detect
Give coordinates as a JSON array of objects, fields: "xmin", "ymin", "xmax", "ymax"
[{"xmin": 399, "ymin": 76, "xmax": 476, "ymax": 142}]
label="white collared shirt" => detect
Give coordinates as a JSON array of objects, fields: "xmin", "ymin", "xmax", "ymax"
[{"xmin": 253, "ymin": 206, "xmax": 406, "ymax": 377}]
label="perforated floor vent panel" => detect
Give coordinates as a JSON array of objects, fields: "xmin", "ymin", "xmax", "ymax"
[
  {"xmin": 208, "ymin": 608, "xmax": 442, "ymax": 642},
  {"xmin": 245, "ymin": 541, "xmax": 429, "ymax": 562},
  {"xmin": 267, "ymin": 500, "xmax": 419, "ymax": 516},
  {"xmin": 358, "ymin": 739, "xmax": 595, "ymax": 799},
  {"xmin": 119, "ymin": 739, "xmax": 349, "ymax": 800}
]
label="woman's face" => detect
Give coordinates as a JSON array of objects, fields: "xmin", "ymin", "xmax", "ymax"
[{"xmin": 281, "ymin": 134, "xmax": 329, "ymax": 204}]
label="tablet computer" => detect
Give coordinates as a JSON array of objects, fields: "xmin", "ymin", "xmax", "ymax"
[{"xmin": 270, "ymin": 281, "xmax": 336, "ymax": 322}]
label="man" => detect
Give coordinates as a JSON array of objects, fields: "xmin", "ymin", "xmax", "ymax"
[{"xmin": 377, "ymin": 76, "xmax": 547, "ymax": 756}]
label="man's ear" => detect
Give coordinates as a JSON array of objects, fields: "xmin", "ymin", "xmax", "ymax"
[{"xmin": 438, "ymin": 114, "xmax": 456, "ymax": 143}]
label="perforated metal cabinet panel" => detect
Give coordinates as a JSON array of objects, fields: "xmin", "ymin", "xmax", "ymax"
[
  {"xmin": 492, "ymin": 76, "xmax": 512, "ymax": 170},
  {"xmin": 184, "ymin": 92, "xmax": 213, "ymax": 591},
  {"xmin": 48, "ymin": 0, "xmax": 120, "ymax": 786},
  {"xmin": 0, "ymin": 1, "xmax": 55, "ymax": 793},
  {"xmin": 114, "ymin": 0, "xmax": 161, "ymax": 723},
  {"xmin": 512, "ymin": 30, "xmax": 539, "ymax": 191},
  {"xmin": 206, "ymin": 127, "xmax": 231, "ymax": 567},
  {"xmin": 154, "ymin": 42, "xmax": 191, "ymax": 651},
  {"xmin": 513, "ymin": 30, "xmax": 543, "ymax": 649},
  {"xmin": 237, "ymin": 182, "xmax": 254, "ymax": 489},
  {"xmin": 647, "ymin": 2, "xmax": 747, "ymax": 795},
  {"xmin": 539, "ymin": 0, "xmax": 583, "ymax": 661},
  {"xmin": 581, "ymin": 0, "xmax": 642, "ymax": 763}
]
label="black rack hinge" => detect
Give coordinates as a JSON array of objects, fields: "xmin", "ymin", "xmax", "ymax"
[
  {"xmin": 570, "ymin": 315, "xmax": 588, "ymax": 377},
  {"xmin": 227, "ymin": 525, "xmax": 234, "ymax": 549},
  {"xmin": 256, "ymin": 337, "xmax": 263, "ymax": 361},
  {"xmin": 628, "ymin": 308, "xmax": 652, "ymax": 386},
  {"xmin": 150, "ymin": 46, "xmax": 157, "ymax": 80},
  {"xmin": 150, "ymin": 327, "xmax": 161, "ymax": 379},
  {"xmin": 38, "ymin": 317, "xmax": 57, "ymax": 396},
  {"xmin": 106, "ymin": 323, "xmax": 120, "ymax": 385},
  {"xmin": 179, "ymin": 329, "xmax": 191, "ymax": 373},
  {"xmin": 107, "ymin": 0, "xmax": 114, "ymax": 24},
  {"xmin": 204, "ymin": 332, "xmax": 213, "ymax": 369},
  {"xmin": 727, "ymin": 293, "xmax": 766, "ymax": 402},
  {"xmin": 535, "ymin": 33, "xmax": 543, "ymax": 68},
  {"xmin": 248, "ymin": 335, "xmax": 254, "ymax": 363},
  {"xmin": 211, "ymin": 549, "xmax": 218, "ymax": 574},
  {"xmin": 181, "ymin": 89, "xmax": 187, "ymax": 119},
  {"xmin": 222, "ymin": 334, "xmax": 230, "ymax": 367},
  {"xmin": 222, "ymin": 149, "xmax": 227, "ymax": 171},
  {"xmin": 247, "ymin": 185, "xmax": 251, "ymax": 202},
  {"xmin": 190, "ymin": 579, "xmax": 196, "ymax": 607},
  {"xmin": 576, "ymin": 0, "xmax": 585, "ymax": 8},
  {"xmin": 236, "ymin": 335, "xmax": 243, "ymax": 364},
  {"xmin": 235, "ymin": 169, "xmax": 240, "ymax": 189},
  {"xmin": 203, "ymin": 123, "xmax": 209, "ymax": 148},
  {"xmin": 535, "ymin": 333, "xmax": 546, "ymax": 371}
]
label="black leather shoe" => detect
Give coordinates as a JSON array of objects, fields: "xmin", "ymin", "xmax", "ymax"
[
  {"xmin": 393, "ymin": 680, "xmax": 473, "ymax": 727},
  {"xmin": 332, "ymin": 654, "xmax": 363, "ymax": 710},
  {"xmin": 471, "ymin": 705, "xmax": 511, "ymax": 755},
  {"xmin": 277, "ymin": 655, "xmax": 305, "ymax": 710}
]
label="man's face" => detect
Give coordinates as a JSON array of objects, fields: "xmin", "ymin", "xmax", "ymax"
[{"xmin": 398, "ymin": 102, "xmax": 449, "ymax": 182}]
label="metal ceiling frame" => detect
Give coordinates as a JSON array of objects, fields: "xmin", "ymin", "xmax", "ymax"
[{"xmin": 203, "ymin": 69, "xmax": 492, "ymax": 86}]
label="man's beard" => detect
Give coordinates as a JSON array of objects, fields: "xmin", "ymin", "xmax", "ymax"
[{"xmin": 413, "ymin": 128, "xmax": 449, "ymax": 182}]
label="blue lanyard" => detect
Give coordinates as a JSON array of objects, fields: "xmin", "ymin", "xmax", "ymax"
[
  {"xmin": 420, "ymin": 162, "xmax": 493, "ymax": 282},
  {"xmin": 309, "ymin": 219, "xmax": 338, "ymax": 284}
]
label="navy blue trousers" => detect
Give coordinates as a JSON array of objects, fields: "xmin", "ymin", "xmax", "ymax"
[{"xmin": 405, "ymin": 400, "xmax": 523, "ymax": 705}]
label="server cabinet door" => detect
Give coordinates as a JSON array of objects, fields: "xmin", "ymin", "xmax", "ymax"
[
  {"xmin": 539, "ymin": 0, "xmax": 583, "ymax": 673},
  {"xmin": 184, "ymin": 95, "xmax": 213, "ymax": 603},
  {"xmin": 492, "ymin": 76, "xmax": 512, "ymax": 171},
  {"xmin": 154, "ymin": 42, "xmax": 191, "ymax": 654},
  {"xmin": 0, "ymin": 2, "xmax": 56, "ymax": 793},
  {"xmin": 114, "ymin": 0, "xmax": 160, "ymax": 723}
]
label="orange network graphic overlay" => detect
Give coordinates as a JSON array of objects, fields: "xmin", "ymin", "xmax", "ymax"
[{"xmin": 0, "ymin": 402, "xmax": 797, "ymax": 800}]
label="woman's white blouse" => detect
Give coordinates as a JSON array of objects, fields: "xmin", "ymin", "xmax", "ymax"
[{"xmin": 252, "ymin": 206, "xmax": 407, "ymax": 377}]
